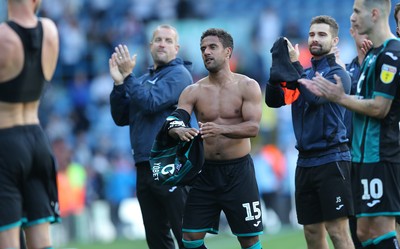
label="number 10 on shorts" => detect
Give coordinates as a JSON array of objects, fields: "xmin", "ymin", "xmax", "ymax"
[{"xmin": 361, "ymin": 178, "xmax": 383, "ymax": 200}]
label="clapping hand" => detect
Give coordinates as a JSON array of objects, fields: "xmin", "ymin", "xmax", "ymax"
[{"xmin": 108, "ymin": 44, "xmax": 137, "ymax": 85}]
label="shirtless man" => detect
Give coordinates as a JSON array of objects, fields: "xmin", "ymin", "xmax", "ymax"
[
  {"xmin": 0, "ymin": 0, "xmax": 60, "ymax": 248},
  {"xmin": 168, "ymin": 28, "xmax": 264, "ymax": 249}
]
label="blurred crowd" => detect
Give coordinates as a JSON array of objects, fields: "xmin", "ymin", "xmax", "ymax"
[{"xmin": 1, "ymin": 0, "xmax": 396, "ymax": 244}]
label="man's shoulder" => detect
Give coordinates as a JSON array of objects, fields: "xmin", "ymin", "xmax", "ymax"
[
  {"xmin": 375, "ymin": 40, "xmax": 400, "ymax": 66},
  {"xmin": 330, "ymin": 64, "xmax": 351, "ymax": 81},
  {"xmin": 193, "ymin": 77, "xmax": 208, "ymax": 87},
  {"xmin": 234, "ymin": 73, "xmax": 258, "ymax": 85},
  {"xmin": 345, "ymin": 57, "xmax": 359, "ymax": 71},
  {"xmin": 162, "ymin": 60, "xmax": 192, "ymax": 77},
  {"xmin": 0, "ymin": 23, "xmax": 19, "ymax": 49},
  {"xmin": 168, "ymin": 58, "xmax": 192, "ymax": 69},
  {"xmin": 0, "ymin": 23, "xmax": 21, "ymax": 74},
  {"xmin": 383, "ymin": 39, "xmax": 400, "ymax": 53}
]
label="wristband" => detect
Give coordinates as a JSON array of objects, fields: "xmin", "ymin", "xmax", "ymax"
[{"xmin": 167, "ymin": 120, "xmax": 186, "ymax": 131}]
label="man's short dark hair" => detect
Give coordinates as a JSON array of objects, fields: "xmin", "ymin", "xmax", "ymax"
[
  {"xmin": 200, "ymin": 28, "xmax": 234, "ymax": 52},
  {"xmin": 364, "ymin": 0, "xmax": 391, "ymax": 16},
  {"xmin": 310, "ymin": 15, "xmax": 339, "ymax": 38}
]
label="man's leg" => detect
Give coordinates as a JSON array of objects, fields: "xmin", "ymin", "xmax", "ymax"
[
  {"xmin": 358, "ymin": 217, "xmax": 399, "ymax": 249},
  {"xmin": 349, "ymin": 216, "xmax": 363, "ymax": 248},
  {"xmin": 164, "ymin": 186, "xmax": 188, "ymax": 249},
  {"xmin": 372, "ymin": 231, "xmax": 399, "ymax": 249},
  {"xmin": 238, "ymin": 235, "xmax": 262, "ymax": 249},
  {"xmin": 396, "ymin": 218, "xmax": 400, "ymax": 242},
  {"xmin": 136, "ymin": 166, "xmax": 175, "ymax": 249},
  {"xmin": 325, "ymin": 217, "xmax": 355, "ymax": 249},
  {"xmin": 304, "ymin": 223, "xmax": 330, "ymax": 249},
  {"xmin": 182, "ymin": 232, "xmax": 207, "ymax": 249},
  {"xmin": 24, "ymin": 223, "xmax": 52, "ymax": 249},
  {"xmin": 0, "ymin": 226, "xmax": 19, "ymax": 249}
]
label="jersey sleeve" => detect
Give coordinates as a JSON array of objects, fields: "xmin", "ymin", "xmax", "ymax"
[{"xmin": 374, "ymin": 48, "xmax": 400, "ymax": 99}]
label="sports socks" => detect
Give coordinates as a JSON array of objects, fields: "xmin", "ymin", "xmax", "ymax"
[
  {"xmin": 361, "ymin": 231, "xmax": 399, "ymax": 249},
  {"xmin": 373, "ymin": 231, "xmax": 399, "ymax": 249},
  {"xmin": 182, "ymin": 239, "xmax": 207, "ymax": 249},
  {"xmin": 361, "ymin": 238, "xmax": 374, "ymax": 248}
]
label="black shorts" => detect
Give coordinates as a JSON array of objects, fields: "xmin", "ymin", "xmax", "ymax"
[
  {"xmin": 295, "ymin": 161, "xmax": 354, "ymax": 225},
  {"xmin": 352, "ymin": 162, "xmax": 400, "ymax": 218},
  {"xmin": 0, "ymin": 125, "xmax": 60, "ymax": 231},
  {"xmin": 183, "ymin": 154, "xmax": 263, "ymax": 237}
]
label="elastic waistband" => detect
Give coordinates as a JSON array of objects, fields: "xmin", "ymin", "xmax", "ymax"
[
  {"xmin": 204, "ymin": 154, "xmax": 251, "ymax": 166},
  {"xmin": 0, "ymin": 124, "xmax": 41, "ymax": 134}
]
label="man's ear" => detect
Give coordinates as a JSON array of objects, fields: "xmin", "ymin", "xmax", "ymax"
[
  {"xmin": 371, "ymin": 8, "xmax": 380, "ymax": 22},
  {"xmin": 332, "ymin": 37, "xmax": 339, "ymax": 47},
  {"xmin": 226, "ymin": 47, "xmax": 232, "ymax": 58}
]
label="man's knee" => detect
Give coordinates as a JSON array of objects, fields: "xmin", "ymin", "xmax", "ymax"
[{"xmin": 304, "ymin": 223, "xmax": 326, "ymax": 241}]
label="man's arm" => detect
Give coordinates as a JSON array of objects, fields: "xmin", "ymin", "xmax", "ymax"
[
  {"xmin": 115, "ymin": 44, "xmax": 193, "ymax": 114},
  {"xmin": 300, "ymin": 67, "xmax": 351, "ymax": 105},
  {"xmin": 168, "ymin": 85, "xmax": 199, "ymax": 141},
  {"xmin": 109, "ymin": 48, "xmax": 131, "ymax": 126},
  {"xmin": 109, "ymin": 84, "xmax": 130, "ymax": 126},
  {"xmin": 300, "ymin": 47, "xmax": 400, "ymax": 118},
  {"xmin": 299, "ymin": 74, "xmax": 392, "ymax": 118},
  {"xmin": 125, "ymin": 69, "xmax": 193, "ymax": 113}
]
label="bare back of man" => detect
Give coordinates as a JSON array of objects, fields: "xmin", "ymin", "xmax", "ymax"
[{"xmin": 0, "ymin": 15, "xmax": 59, "ymax": 129}]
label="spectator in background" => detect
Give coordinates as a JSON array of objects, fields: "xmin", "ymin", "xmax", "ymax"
[
  {"xmin": 253, "ymin": 144, "xmax": 287, "ymax": 228},
  {"xmin": 104, "ymin": 152, "xmax": 136, "ymax": 237},
  {"xmin": 255, "ymin": 6, "xmax": 282, "ymax": 82},
  {"xmin": 109, "ymin": 24, "xmax": 193, "ymax": 249},
  {"xmin": 53, "ymin": 138, "xmax": 87, "ymax": 242}
]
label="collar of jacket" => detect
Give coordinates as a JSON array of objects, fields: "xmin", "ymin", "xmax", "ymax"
[
  {"xmin": 310, "ymin": 53, "xmax": 337, "ymax": 71},
  {"xmin": 148, "ymin": 58, "xmax": 193, "ymax": 74}
]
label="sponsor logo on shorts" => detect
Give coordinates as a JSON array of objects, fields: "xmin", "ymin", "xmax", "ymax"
[
  {"xmin": 336, "ymin": 204, "xmax": 344, "ymax": 210},
  {"xmin": 169, "ymin": 186, "xmax": 177, "ymax": 192},
  {"xmin": 253, "ymin": 221, "xmax": 261, "ymax": 227},
  {"xmin": 52, "ymin": 201, "xmax": 61, "ymax": 216},
  {"xmin": 367, "ymin": 199, "xmax": 381, "ymax": 207}
]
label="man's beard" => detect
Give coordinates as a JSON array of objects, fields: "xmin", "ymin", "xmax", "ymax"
[{"xmin": 309, "ymin": 45, "xmax": 330, "ymax": 57}]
